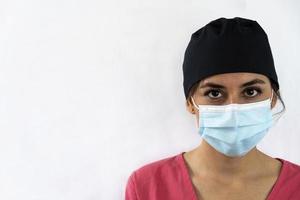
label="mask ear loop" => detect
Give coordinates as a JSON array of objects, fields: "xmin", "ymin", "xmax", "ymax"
[
  {"xmin": 271, "ymin": 89, "xmax": 273, "ymax": 104},
  {"xmin": 270, "ymin": 89, "xmax": 274, "ymax": 108},
  {"xmin": 190, "ymin": 96, "xmax": 201, "ymax": 128},
  {"xmin": 191, "ymin": 96, "xmax": 200, "ymax": 110},
  {"xmin": 270, "ymin": 89, "xmax": 286, "ymax": 125}
]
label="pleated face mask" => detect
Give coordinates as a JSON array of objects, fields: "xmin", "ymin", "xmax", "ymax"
[{"xmin": 191, "ymin": 90, "xmax": 275, "ymax": 157}]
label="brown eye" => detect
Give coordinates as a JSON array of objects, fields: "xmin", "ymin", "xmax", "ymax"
[
  {"xmin": 204, "ymin": 89, "xmax": 222, "ymax": 99},
  {"xmin": 244, "ymin": 87, "xmax": 262, "ymax": 97}
]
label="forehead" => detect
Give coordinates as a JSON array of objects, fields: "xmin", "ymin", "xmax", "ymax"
[{"xmin": 200, "ymin": 72, "xmax": 269, "ymax": 85}]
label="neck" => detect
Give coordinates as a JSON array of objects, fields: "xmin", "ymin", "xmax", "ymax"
[{"xmin": 189, "ymin": 140, "xmax": 266, "ymax": 180}]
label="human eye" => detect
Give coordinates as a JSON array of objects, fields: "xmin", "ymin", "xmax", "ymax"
[
  {"xmin": 204, "ymin": 89, "xmax": 223, "ymax": 99},
  {"xmin": 243, "ymin": 87, "xmax": 262, "ymax": 98}
]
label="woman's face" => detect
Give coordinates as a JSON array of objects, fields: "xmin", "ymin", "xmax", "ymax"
[{"xmin": 186, "ymin": 72, "xmax": 277, "ymax": 118}]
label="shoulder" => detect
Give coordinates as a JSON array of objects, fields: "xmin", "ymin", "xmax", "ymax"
[
  {"xmin": 133, "ymin": 152, "xmax": 182, "ymax": 180},
  {"xmin": 267, "ymin": 158, "xmax": 300, "ymax": 199},
  {"xmin": 280, "ymin": 158, "xmax": 300, "ymax": 175},
  {"xmin": 125, "ymin": 152, "xmax": 187, "ymax": 199},
  {"xmin": 125, "ymin": 152, "xmax": 183, "ymax": 189}
]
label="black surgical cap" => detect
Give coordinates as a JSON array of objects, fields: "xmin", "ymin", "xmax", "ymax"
[{"xmin": 182, "ymin": 17, "xmax": 279, "ymax": 100}]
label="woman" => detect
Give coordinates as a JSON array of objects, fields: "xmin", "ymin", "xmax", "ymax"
[{"xmin": 125, "ymin": 17, "xmax": 300, "ymax": 200}]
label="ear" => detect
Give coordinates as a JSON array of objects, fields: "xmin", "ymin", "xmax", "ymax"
[
  {"xmin": 186, "ymin": 98, "xmax": 196, "ymax": 114},
  {"xmin": 271, "ymin": 92, "xmax": 278, "ymax": 109}
]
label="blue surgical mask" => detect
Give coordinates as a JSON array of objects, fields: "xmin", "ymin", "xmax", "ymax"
[{"xmin": 191, "ymin": 90, "xmax": 275, "ymax": 157}]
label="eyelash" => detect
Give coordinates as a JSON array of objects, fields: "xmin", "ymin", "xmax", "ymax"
[{"xmin": 203, "ymin": 87, "xmax": 262, "ymax": 99}]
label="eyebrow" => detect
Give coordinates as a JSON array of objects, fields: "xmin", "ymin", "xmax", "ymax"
[{"xmin": 199, "ymin": 78, "xmax": 266, "ymax": 89}]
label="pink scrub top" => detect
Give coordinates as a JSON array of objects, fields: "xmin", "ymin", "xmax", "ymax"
[{"xmin": 125, "ymin": 152, "xmax": 300, "ymax": 200}]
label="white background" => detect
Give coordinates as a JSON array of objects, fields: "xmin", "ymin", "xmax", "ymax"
[{"xmin": 0, "ymin": 0, "xmax": 299, "ymax": 199}]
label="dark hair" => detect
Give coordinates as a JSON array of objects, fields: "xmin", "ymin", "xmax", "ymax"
[{"xmin": 186, "ymin": 78, "xmax": 286, "ymax": 117}]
